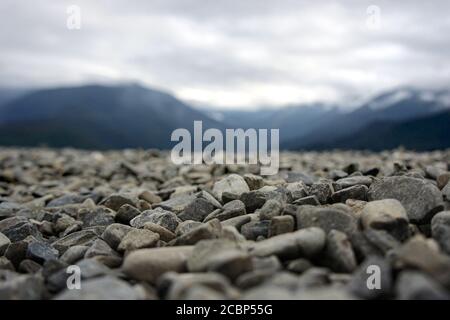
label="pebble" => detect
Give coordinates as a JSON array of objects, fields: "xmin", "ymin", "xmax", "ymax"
[
  {"xmin": 117, "ymin": 229, "xmax": 160, "ymax": 253},
  {"xmin": 431, "ymin": 211, "xmax": 450, "ymax": 254},
  {"xmin": 331, "ymin": 185, "xmax": 368, "ymax": 203},
  {"xmin": 322, "ymin": 230, "xmax": 357, "ymax": 273},
  {"xmin": 296, "ymin": 206, "xmax": 358, "ymax": 236},
  {"xmin": 212, "ymin": 174, "xmax": 250, "ymax": 201},
  {"xmin": 115, "ymin": 204, "xmax": 141, "ymax": 224},
  {"xmin": 130, "ymin": 208, "xmax": 180, "ymax": 232},
  {"xmin": 269, "ymin": 215, "xmax": 295, "ymax": 237}
]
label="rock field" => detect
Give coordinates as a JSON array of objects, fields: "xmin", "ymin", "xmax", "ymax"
[{"xmin": 1, "ymin": 147, "xmax": 450, "ymax": 300}]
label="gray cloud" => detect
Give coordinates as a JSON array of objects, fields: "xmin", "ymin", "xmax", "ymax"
[{"xmin": 0, "ymin": 0, "xmax": 449, "ymax": 107}]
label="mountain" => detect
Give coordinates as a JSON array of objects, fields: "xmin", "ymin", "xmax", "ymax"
[
  {"xmin": 215, "ymin": 104, "xmax": 341, "ymax": 142},
  {"xmin": 283, "ymin": 87, "xmax": 450, "ymax": 149},
  {"xmin": 0, "ymin": 88, "xmax": 30, "ymax": 108},
  {"xmin": 0, "ymin": 84, "xmax": 224, "ymax": 149},
  {"xmin": 309, "ymin": 110, "xmax": 450, "ymax": 151}
]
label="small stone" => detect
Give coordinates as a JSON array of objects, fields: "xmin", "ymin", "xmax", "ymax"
[
  {"xmin": 79, "ymin": 207, "xmax": 115, "ymax": 227},
  {"xmin": 55, "ymin": 276, "xmax": 144, "ymax": 300},
  {"xmin": 269, "ymin": 215, "xmax": 294, "ymax": 237},
  {"xmin": 285, "ymin": 182, "xmax": 309, "ymax": 200},
  {"xmin": 143, "ymin": 222, "xmax": 175, "ymax": 242},
  {"xmin": 0, "ymin": 218, "xmax": 40, "ymax": 242},
  {"xmin": 117, "ymin": 229, "xmax": 160, "ymax": 253},
  {"xmin": 101, "ymin": 223, "xmax": 133, "ymax": 250},
  {"xmin": 204, "ymin": 200, "xmax": 246, "ymax": 222},
  {"xmin": 443, "ymin": 182, "xmax": 450, "ymax": 201},
  {"xmin": 175, "ymin": 220, "xmax": 203, "ymax": 236},
  {"xmin": 251, "ymin": 227, "xmax": 326, "ymax": 260},
  {"xmin": 336, "ymin": 176, "xmax": 373, "ymax": 188},
  {"xmin": 47, "ymin": 193, "xmax": 88, "ymax": 207},
  {"xmin": 431, "ymin": 211, "xmax": 450, "ymax": 254},
  {"xmin": 286, "ymin": 258, "xmax": 312, "ymax": 274},
  {"xmin": 322, "ymin": 230, "xmax": 357, "ymax": 273},
  {"xmin": 156, "ymin": 194, "xmax": 196, "ymax": 214},
  {"xmin": 362, "ymin": 228, "xmax": 401, "ymax": 254},
  {"xmin": 115, "ymin": 204, "xmax": 141, "ymax": 224},
  {"xmin": 221, "ymin": 214, "xmax": 253, "ymax": 230},
  {"xmin": 437, "ymin": 173, "xmax": 450, "ymax": 190},
  {"xmin": 171, "ymin": 219, "xmax": 222, "ymax": 246},
  {"xmin": 100, "ymin": 193, "xmax": 136, "ymax": 211},
  {"xmin": 331, "ymin": 185, "xmax": 368, "ymax": 203},
  {"xmin": 122, "ymin": 246, "xmax": 194, "ymax": 283},
  {"xmin": 130, "ymin": 208, "xmax": 180, "ymax": 232},
  {"xmin": 395, "ymin": 271, "xmax": 449, "ymax": 300},
  {"xmin": 178, "ymin": 198, "xmax": 216, "ymax": 222},
  {"xmin": 60, "ymin": 245, "xmax": 89, "ymax": 264},
  {"xmin": 0, "ymin": 257, "xmax": 15, "ymax": 271},
  {"xmin": 257, "ymin": 199, "xmax": 283, "ymax": 220},
  {"xmin": 241, "ymin": 220, "xmax": 270, "ymax": 240},
  {"xmin": 0, "ymin": 232, "xmax": 11, "ymax": 255},
  {"xmin": 138, "ymin": 190, "xmax": 162, "ymax": 204},
  {"xmin": 244, "ymin": 174, "xmax": 265, "ymax": 190},
  {"xmin": 84, "ymin": 239, "xmax": 118, "ymax": 259},
  {"xmin": 239, "ymin": 191, "xmax": 267, "ymax": 213},
  {"xmin": 212, "ymin": 174, "xmax": 250, "ymax": 201},
  {"xmin": 26, "ymin": 241, "xmax": 59, "ymax": 264},
  {"xmin": 360, "ymin": 199, "xmax": 409, "ymax": 240},
  {"xmin": 309, "ymin": 181, "xmax": 334, "ymax": 204},
  {"xmin": 293, "ymin": 195, "xmax": 320, "ymax": 206},
  {"xmin": 221, "ymin": 225, "xmax": 246, "ymax": 242},
  {"xmin": 19, "ymin": 259, "xmax": 42, "ymax": 273},
  {"xmin": 296, "ymin": 206, "xmax": 358, "ymax": 236},
  {"xmin": 368, "ymin": 176, "xmax": 444, "ymax": 223},
  {"xmin": 5, "ymin": 241, "xmax": 29, "ymax": 268}
]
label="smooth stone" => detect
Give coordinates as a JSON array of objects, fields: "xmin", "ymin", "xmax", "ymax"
[
  {"xmin": 60, "ymin": 245, "xmax": 89, "ymax": 264},
  {"xmin": 55, "ymin": 276, "xmax": 144, "ymax": 300},
  {"xmin": 269, "ymin": 215, "xmax": 295, "ymax": 237},
  {"xmin": 0, "ymin": 274, "xmax": 45, "ymax": 300},
  {"xmin": 99, "ymin": 193, "xmax": 136, "ymax": 212},
  {"xmin": 336, "ymin": 176, "xmax": 373, "ymax": 188},
  {"xmin": 322, "ymin": 230, "xmax": 357, "ymax": 273},
  {"xmin": 395, "ymin": 271, "xmax": 450, "ymax": 300},
  {"xmin": 204, "ymin": 200, "xmax": 246, "ymax": 222},
  {"xmin": 347, "ymin": 256, "xmax": 392, "ymax": 299},
  {"xmin": 122, "ymin": 246, "xmax": 194, "ymax": 283},
  {"xmin": 117, "ymin": 229, "xmax": 160, "ymax": 253},
  {"xmin": 84, "ymin": 239, "xmax": 118, "ymax": 259},
  {"xmin": 220, "ymin": 214, "xmax": 254, "ymax": 231},
  {"xmin": 296, "ymin": 206, "xmax": 358, "ymax": 236},
  {"xmin": 251, "ymin": 227, "xmax": 326, "ymax": 260},
  {"xmin": 258, "ymin": 199, "xmax": 283, "ymax": 220},
  {"xmin": 143, "ymin": 222, "xmax": 176, "ymax": 242},
  {"xmin": 360, "ymin": 199, "xmax": 409, "ymax": 240},
  {"xmin": 368, "ymin": 176, "xmax": 444, "ymax": 223},
  {"xmin": 101, "ymin": 223, "xmax": 133, "ymax": 250},
  {"xmin": 431, "ymin": 211, "xmax": 450, "ymax": 254},
  {"xmin": 286, "ymin": 258, "xmax": 313, "ymax": 274},
  {"xmin": 115, "ymin": 204, "xmax": 141, "ymax": 224}
]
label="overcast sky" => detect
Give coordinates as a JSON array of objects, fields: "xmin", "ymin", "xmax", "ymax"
[{"xmin": 1, "ymin": 0, "xmax": 449, "ymax": 108}]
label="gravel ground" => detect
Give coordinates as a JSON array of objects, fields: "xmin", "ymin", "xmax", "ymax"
[{"xmin": 1, "ymin": 147, "xmax": 450, "ymax": 300}]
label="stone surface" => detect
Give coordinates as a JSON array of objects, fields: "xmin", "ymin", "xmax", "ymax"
[
  {"xmin": 296, "ymin": 206, "xmax": 358, "ymax": 236},
  {"xmin": 130, "ymin": 208, "xmax": 180, "ymax": 232},
  {"xmin": 368, "ymin": 176, "xmax": 444, "ymax": 223},
  {"xmin": 117, "ymin": 228, "xmax": 160, "ymax": 252},
  {"xmin": 431, "ymin": 211, "xmax": 450, "ymax": 254},
  {"xmin": 122, "ymin": 246, "xmax": 194, "ymax": 283},
  {"xmin": 213, "ymin": 174, "xmax": 250, "ymax": 201}
]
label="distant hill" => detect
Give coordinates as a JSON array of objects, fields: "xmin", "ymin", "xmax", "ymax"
[
  {"xmin": 0, "ymin": 84, "xmax": 224, "ymax": 149},
  {"xmin": 307, "ymin": 110, "xmax": 450, "ymax": 151},
  {"xmin": 282, "ymin": 87, "xmax": 450, "ymax": 150}
]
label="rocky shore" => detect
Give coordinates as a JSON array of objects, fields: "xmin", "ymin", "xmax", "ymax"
[{"xmin": 1, "ymin": 147, "xmax": 450, "ymax": 300}]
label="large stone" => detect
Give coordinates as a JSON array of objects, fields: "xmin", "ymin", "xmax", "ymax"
[
  {"xmin": 239, "ymin": 191, "xmax": 267, "ymax": 213},
  {"xmin": 296, "ymin": 206, "xmax": 358, "ymax": 236},
  {"xmin": 115, "ymin": 204, "xmax": 141, "ymax": 225},
  {"xmin": 331, "ymin": 185, "xmax": 368, "ymax": 203},
  {"xmin": 117, "ymin": 229, "xmax": 160, "ymax": 253},
  {"xmin": 251, "ymin": 227, "xmax": 326, "ymax": 260},
  {"xmin": 52, "ymin": 228, "xmax": 101, "ymax": 253},
  {"xmin": 368, "ymin": 176, "xmax": 444, "ymax": 223},
  {"xmin": 122, "ymin": 246, "xmax": 194, "ymax": 283},
  {"xmin": 143, "ymin": 222, "xmax": 176, "ymax": 242},
  {"xmin": 212, "ymin": 174, "xmax": 250, "ymax": 201},
  {"xmin": 322, "ymin": 230, "xmax": 357, "ymax": 273},
  {"xmin": 55, "ymin": 276, "xmax": 144, "ymax": 300},
  {"xmin": 257, "ymin": 199, "xmax": 283, "ymax": 220},
  {"xmin": 26, "ymin": 241, "xmax": 59, "ymax": 264},
  {"xmin": 395, "ymin": 271, "xmax": 449, "ymax": 300},
  {"xmin": 178, "ymin": 198, "xmax": 216, "ymax": 222},
  {"xmin": 0, "ymin": 232, "xmax": 11, "ymax": 255},
  {"xmin": 431, "ymin": 211, "xmax": 450, "ymax": 254},
  {"xmin": 101, "ymin": 223, "xmax": 133, "ymax": 250},
  {"xmin": 360, "ymin": 199, "xmax": 409, "ymax": 240}
]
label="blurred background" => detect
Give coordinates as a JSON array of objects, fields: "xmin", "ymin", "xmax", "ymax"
[{"xmin": 0, "ymin": 0, "xmax": 449, "ymax": 150}]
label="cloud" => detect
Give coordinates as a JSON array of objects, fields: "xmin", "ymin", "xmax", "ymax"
[{"xmin": 1, "ymin": 0, "xmax": 449, "ymax": 108}]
